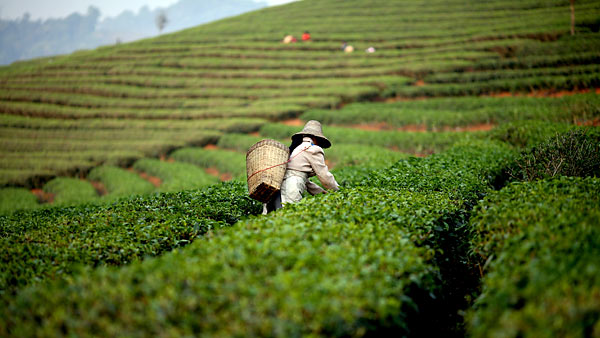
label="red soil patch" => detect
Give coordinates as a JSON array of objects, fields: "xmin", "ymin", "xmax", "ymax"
[
  {"xmin": 385, "ymin": 88, "xmax": 598, "ymax": 102},
  {"xmin": 384, "ymin": 96, "xmax": 429, "ymax": 102},
  {"xmin": 249, "ymin": 132, "xmax": 260, "ymax": 137},
  {"xmin": 205, "ymin": 167, "xmax": 233, "ymax": 182},
  {"xmin": 204, "ymin": 144, "xmax": 219, "ymax": 150},
  {"xmin": 31, "ymin": 189, "xmax": 54, "ymax": 203},
  {"xmin": 347, "ymin": 122, "xmax": 495, "ymax": 133},
  {"xmin": 281, "ymin": 118, "xmax": 304, "ymax": 126},
  {"xmin": 576, "ymin": 117, "xmax": 600, "ymax": 127},
  {"xmin": 414, "ymin": 80, "xmax": 426, "ymax": 87},
  {"xmin": 133, "ymin": 171, "xmax": 162, "ymax": 187},
  {"xmin": 349, "ymin": 122, "xmax": 398, "ymax": 131},
  {"xmin": 205, "ymin": 167, "xmax": 220, "ymax": 176},
  {"xmin": 159, "ymin": 155, "xmax": 175, "ymax": 162},
  {"xmin": 489, "ymin": 88, "xmax": 596, "ymax": 98},
  {"xmin": 89, "ymin": 181, "xmax": 108, "ymax": 196},
  {"xmin": 490, "ymin": 92, "xmax": 513, "ymax": 98},
  {"xmin": 398, "ymin": 124, "xmax": 428, "ymax": 132}
]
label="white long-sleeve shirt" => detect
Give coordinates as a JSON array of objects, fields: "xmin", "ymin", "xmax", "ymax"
[{"xmin": 285, "ymin": 137, "xmax": 339, "ymax": 194}]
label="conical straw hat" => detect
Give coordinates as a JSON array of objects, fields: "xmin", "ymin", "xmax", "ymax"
[{"xmin": 291, "ymin": 120, "xmax": 331, "ymax": 148}]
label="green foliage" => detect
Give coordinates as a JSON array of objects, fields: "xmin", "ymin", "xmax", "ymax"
[
  {"xmin": 326, "ymin": 144, "xmax": 410, "ymax": 169},
  {"xmin": 467, "ymin": 177, "xmax": 600, "ymax": 337},
  {"xmin": 363, "ymin": 140, "xmax": 517, "ymax": 206},
  {"xmin": 0, "ymin": 188, "xmax": 38, "ymax": 214},
  {"xmin": 170, "ymin": 147, "xmax": 246, "ymax": 178},
  {"xmin": 0, "ymin": 186, "xmax": 457, "ymax": 336},
  {"xmin": 2, "ymin": 0, "xmax": 600, "ymax": 189},
  {"xmin": 0, "ymin": 138, "xmax": 521, "ymax": 336},
  {"xmin": 132, "ymin": 158, "xmax": 218, "ymax": 192},
  {"xmin": 488, "ymin": 120, "xmax": 575, "ymax": 148},
  {"xmin": 0, "ymin": 182, "xmax": 260, "ymax": 296},
  {"xmin": 260, "ymin": 123, "xmax": 470, "ymax": 154},
  {"xmin": 510, "ymin": 128, "xmax": 600, "ymax": 181},
  {"xmin": 87, "ymin": 165, "xmax": 156, "ymax": 198},
  {"xmin": 302, "ymin": 93, "xmax": 600, "ymax": 129},
  {"xmin": 216, "ymin": 133, "xmax": 265, "ymax": 152},
  {"xmin": 42, "ymin": 177, "xmax": 99, "ymax": 205}
]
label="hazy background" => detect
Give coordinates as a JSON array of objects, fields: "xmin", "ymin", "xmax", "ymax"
[{"xmin": 0, "ymin": 0, "xmax": 297, "ymax": 65}]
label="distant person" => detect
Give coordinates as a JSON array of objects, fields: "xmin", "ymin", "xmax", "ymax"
[
  {"xmin": 366, "ymin": 46, "xmax": 376, "ymax": 53},
  {"xmin": 341, "ymin": 41, "xmax": 354, "ymax": 53},
  {"xmin": 262, "ymin": 120, "xmax": 339, "ymax": 214},
  {"xmin": 282, "ymin": 34, "xmax": 297, "ymax": 44},
  {"xmin": 302, "ymin": 31, "xmax": 311, "ymax": 41}
]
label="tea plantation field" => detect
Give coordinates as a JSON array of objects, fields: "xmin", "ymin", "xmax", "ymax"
[{"xmin": 1, "ymin": 0, "xmax": 599, "ymax": 336}]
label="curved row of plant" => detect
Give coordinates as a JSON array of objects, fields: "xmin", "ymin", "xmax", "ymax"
[
  {"xmin": 0, "ymin": 139, "xmax": 517, "ymax": 336},
  {"xmin": 467, "ymin": 177, "xmax": 600, "ymax": 336},
  {"xmin": 0, "ymin": 182, "xmax": 261, "ymax": 297},
  {"xmin": 466, "ymin": 128, "xmax": 600, "ymax": 336},
  {"xmin": 302, "ymin": 93, "xmax": 600, "ymax": 129}
]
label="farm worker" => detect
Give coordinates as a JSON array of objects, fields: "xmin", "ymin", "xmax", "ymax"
[
  {"xmin": 365, "ymin": 46, "xmax": 376, "ymax": 53},
  {"xmin": 263, "ymin": 120, "xmax": 339, "ymax": 214},
  {"xmin": 302, "ymin": 31, "xmax": 311, "ymax": 41},
  {"xmin": 341, "ymin": 41, "xmax": 354, "ymax": 53},
  {"xmin": 282, "ymin": 34, "xmax": 297, "ymax": 43}
]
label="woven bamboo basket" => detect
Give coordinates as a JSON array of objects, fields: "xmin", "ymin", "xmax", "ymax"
[{"xmin": 246, "ymin": 139, "xmax": 290, "ymax": 203}]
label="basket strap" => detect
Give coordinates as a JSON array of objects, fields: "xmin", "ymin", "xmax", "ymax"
[{"xmin": 247, "ymin": 146, "xmax": 310, "ymax": 182}]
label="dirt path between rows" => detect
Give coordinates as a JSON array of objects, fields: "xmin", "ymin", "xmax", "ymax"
[
  {"xmin": 383, "ymin": 87, "xmax": 599, "ymax": 102},
  {"xmin": 487, "ymin": 88, "xmax": 600, "ymax": 98},
  {"xmin": 31, "ymin": 189, "xmax": 55, "ymax": 203},
  {"xmin": 126, "ymin": 168, "xmax": 162, "ymax": 187},
  {"xmin": 280, "ymin": 119, "xmax": 496, "ymax": 133},
  {"xmin": 346, "ymin": 122, "xmax": 496, "ymax": 133}
]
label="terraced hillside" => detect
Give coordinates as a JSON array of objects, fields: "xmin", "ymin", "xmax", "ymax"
[
  {"xmin": 1, "ymin": 0, "xmax": 600, "ymax": 336},
  {"xmin": 1, "ymin": 0, "xmax": 600, "ymax": 212}
]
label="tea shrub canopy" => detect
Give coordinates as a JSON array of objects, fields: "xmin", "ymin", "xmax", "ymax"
[
  {"xmin": 468, "ymin": 177, "xmax": 600, "ymax": 337},
  {"xmin": 0, "ymin": 140, "xmax": 516, "ymax": 336},
  {"xmin": 0, "ymin": 182, "xmax": 260, "ymax": 296},
  {"xmin": 0, "ymin": 0, "xmax": 599, "ymax": 335}
]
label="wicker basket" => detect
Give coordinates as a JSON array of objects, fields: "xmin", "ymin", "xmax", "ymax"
[{"xmin": 246, "ymin": 139, "xmax": 290, "ymax": 203}]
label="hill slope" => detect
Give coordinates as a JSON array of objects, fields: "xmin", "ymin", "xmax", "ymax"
[
  {"xmin": 1, "ymin": 0, "xmax": 599, "ymax": 335},
  {"xmin": 1, "ymin": 0, "xmax": 599, "ymax": 191}
]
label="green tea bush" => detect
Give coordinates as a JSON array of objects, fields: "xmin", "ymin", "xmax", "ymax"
[
  {"xmin": 0, "ymin": 182, "xmax": 260, "ymax": 296},
  {"xmin": 509, "ymin": 128, "xmax": 600, "ymax": 181},
  {"xmin": 467, "ymin": 177, "xmax": 600, "ymax": 337},
  {"xmin": 326, "ymin": 144, "xmax": 409, "ymax": 169},
  {"xmin": 171, "ymin": 147, "xmax": 246, "ymax": 178},
  {"xmin": 42, "ymin": 177, "xmax": 99, "ymax": 205},
  {"xmin": 364, "ymin": 140, "xmax": 517, "ymax": 206},
  {"xmin": 132, "ymin": 158, "xmax": 218, "ymax": 192},
  {"xmin": 488, "ymin": 120, "xmax": 574, "ymax": 148},
  {"xmin": 0, "ymin": 138, "xmax": 520, "ymax": 336},
  {"xmin": 301, "ymin": 93, "xmax": 600, "ymax": 129},
  {"xmin": 260, "ymin": 123, "xmax": 469, "ymax": 154},
  {"xmin": 87, "ymin": 165, "xmax": 156, "ymax": 198},
  {"xmin": 216, "ymin": 133, "xmax": 264, "ymax": 152},
  {"xmin": 0, "ymin": 188, "xmax": 38, "ymax": 214},
  {"xmin": 0, "ymin": 186, "xmax": 458, "ymax": 336}
]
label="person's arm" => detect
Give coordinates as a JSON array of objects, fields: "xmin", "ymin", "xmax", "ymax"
[
  {"xmin": 306, "ymin": 146, "xmax": 339, "ymax": 191},
  {"xmin": 306, "ymin": 180, "xmax": 326, "ymax": 195}
]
